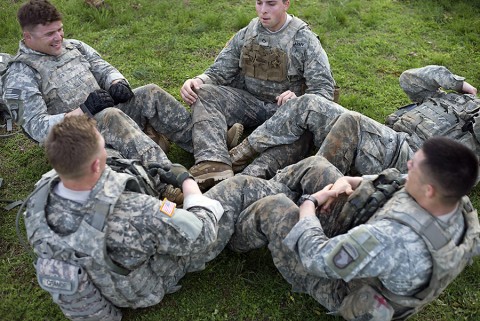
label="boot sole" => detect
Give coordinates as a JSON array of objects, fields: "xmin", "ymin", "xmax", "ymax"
[
  {"xmin": 193, "ymin": 170, "xmax": 234, "ymax": 183},
  {"xmin": 227, "ymin": 124, "xmax": 244, "ymax": 149}
]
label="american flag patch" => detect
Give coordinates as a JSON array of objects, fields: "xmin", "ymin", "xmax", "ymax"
[
  {"xmin": 4, "ymin": 88, "xmax": 22, "ymax": 100},
  {"xmin": 159, "ymin": 198, "xmax": 176, "ymax": 217}
]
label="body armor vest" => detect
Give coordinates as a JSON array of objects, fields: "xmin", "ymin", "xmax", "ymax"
[
  {"xmin": 329, "ymin": 172, "xmax": 479, "ymax": 319},
  {"xmin": 25, "ymin": 161, "xmax": 186, "ymax": 308},
  {"xmin": 239, "ymin": 17, "xmax": 307, "ymax": 102},
  {"xmin": 0, "ymin": 53, "xmax": 14, "ymax": 131},
  {"xmin": 367, "ymin": 191, "xmax": 479, "ymax": 319},
  {"xmin": 386, "ymin": 96, "xmax": 480, "ymax": 155},
  {"xmin": 14, "ymin": 40, "xmax": 100, "ymax": 115}
]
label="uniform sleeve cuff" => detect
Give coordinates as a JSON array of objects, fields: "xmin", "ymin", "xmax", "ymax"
[
  {"xmin": 183, "ymin": 194, "xmax": 224, "ymax": 221},
  {"xmin": 283, "ymin": 216, "xmax": 321, "ymax": 251},
  {"xmin": 195, "ymin": 74, "xmax": 212, "ymax": 85}
]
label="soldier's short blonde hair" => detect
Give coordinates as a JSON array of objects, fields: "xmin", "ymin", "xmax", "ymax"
[{"xmin": 45, "ymin": 115, "xmax": 100, "ymax": 179}]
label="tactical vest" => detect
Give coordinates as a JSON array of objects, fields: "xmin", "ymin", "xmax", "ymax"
[
  {"xmin": 25, "ymin": 161, "xmax": 188, "ymax": 308},
  {"xmin": 0, "ymin": 53, "xmax": 14, "ymax": 132},
  {"xmin": 239, "ymin": 17, "xmax": 308, "ymax": 102},
  {"xmin": 385, "ymin": 97, "xmax": 480, "ymax": 155},
  {"xmin": 327, "ymin": 171, "xmax": 479, "ymax": 319},
  {"xmin": 365, "ymin": 191, "xmax": 479, "ymax": 319},
  {"xmin": 13, "ymin": 40, "xmax": 100, "ymax": 115}
]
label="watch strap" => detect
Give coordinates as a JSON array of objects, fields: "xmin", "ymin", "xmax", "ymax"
[{"xmin": 300, "ymin": 194, "xmax": 319, "ymax": 208}]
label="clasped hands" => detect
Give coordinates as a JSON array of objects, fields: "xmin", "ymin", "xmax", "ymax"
[
  {"xmin": 299, "ymin": 176, "xmax": 362, "ymax": 219},
  {"xmin": 79, "ymin": 79, "xmax": 134, "ymax": 117}
]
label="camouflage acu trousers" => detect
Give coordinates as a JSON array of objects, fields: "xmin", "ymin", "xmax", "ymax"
[
  {"xmin": 242, "ymin": 132, "xmax": 314, "ymax": 179},
  {"xmin": 195, "ymin": 156, "xmax": 343, "ymax": 271},
  {"xmin": 240, "ymin": 94, "xmax": 347, "ymax": 178},
  {"xmin": 191, "ymin": 84, "xmax": 279, "ymax": 164},
  {"xmin": 188, "ymin": 175, "xmax": 293, "ymax": 271},
  {"xmin": 246, "ymin": 94, "xmax": 346, "ymax": 151},
  {"xmin": 230, "ymin": 194, "xmax": 350, "ymax": 312},
  {"xmin": 116, "ymin": 84, "xmax": 193, "ymax": 153},
  {"xmin": 229, "ymin": 156, "xmax": 351, "ymax": 312},
  {"xmin": 317, "ymin": 112, "xmax": 413, "ymax": 175},
  {"xmin": 94, "ymin": 107, "xmax": 170, "ymax": 169}
]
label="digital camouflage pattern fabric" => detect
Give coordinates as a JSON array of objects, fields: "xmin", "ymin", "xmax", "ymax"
[
  {"xmin": 229, "ymin": 161, "xmax": 479, "ymax": 320},
  {"xmin": 3, "ymin": 39, "xmax": 193, "ymax": 168},
  {"xmin": 191, "ymin": 15, "xmax": 335, "ymax": 166}
]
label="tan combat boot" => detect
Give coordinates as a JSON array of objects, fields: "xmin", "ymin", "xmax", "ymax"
[
  {"xmin": 189, "ymin": 161, "xmax": 233, "ymax": 189},
  {"xmin": 227, "ymin": 123, "xmax": 244, "ymax": 149},
  {"xmin": 144, "ymin": 123, "xmax": 170, "ymax": 154},
  {"xmin": 229, "ymin": 139, "xmax": 257, "ymax": 173}
]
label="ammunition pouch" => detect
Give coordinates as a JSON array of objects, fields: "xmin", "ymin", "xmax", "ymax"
[{"xmin": 326, "ymin": 168, "xmax": 405, "ymax": 237}]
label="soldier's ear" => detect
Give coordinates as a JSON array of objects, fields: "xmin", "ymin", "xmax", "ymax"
[
  {"xmin": 425, "ymin": 183, "xmax": 435, "ymax": 199},
  {"xmin": 91, "ymin": 158, "xmax": 101, "ymax": 174}
]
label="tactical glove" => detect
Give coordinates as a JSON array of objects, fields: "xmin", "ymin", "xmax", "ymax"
[
  {"xmin": 108, "ymin": 79, "xmax": 134, "ymax": 104},
  {"xmin": 151, "ymin": 163, "xmax": 193, "ymax": 188},
  {"xmin": 80, "ymin": 89, "xmax": 115, "ymax": 117}
]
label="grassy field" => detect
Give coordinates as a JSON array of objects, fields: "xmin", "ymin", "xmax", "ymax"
[{"xmin": 1, "ymin": 0, "xmax": 480, "ymax": 320}]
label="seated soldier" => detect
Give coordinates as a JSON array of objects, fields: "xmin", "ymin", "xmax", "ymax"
[
  {"xmin": 24, "ymin": 115, "xmax": 223, "ymax": 319},
  {"xmin": 228, "ymin": 136, "xmax": 480, "ymax": 320}
]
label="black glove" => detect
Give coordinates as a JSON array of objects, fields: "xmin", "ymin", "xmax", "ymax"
[
  {"xmin": 80, "ymin": 89, "xmax": 115, "ymax": 117},
  {"xmin": 150, "ymin": 163, "xmax": 193, "ymax": 188},
  {"xmin": 108, "ymin": 79, "xmax": 134, "ymax": 104}
]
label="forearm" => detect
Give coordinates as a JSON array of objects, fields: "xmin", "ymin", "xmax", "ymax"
[
  {"xmin": 283, "ymin": 215, "xmax": 335, "ymax": 278},
  {"xmin": 4, "ymin": 77, "xmax": 64, "ymax": 143},
  {"xmin": 174, "ymin": 193, "xmax": 224, "ymax": 254}
]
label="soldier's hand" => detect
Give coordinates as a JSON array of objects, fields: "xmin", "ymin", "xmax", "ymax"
[
  {"xmin": 109, "ymin": 79, "xmax": 134, "ymax": 104},
  {"xmin": 180, "ymin": 78, "xmax": 202, "ymax": 106},
  {"xmin": 462, "ymin": 81, "xmax": 477, "ymax": 96},
  {"xmin": 276, "ymin": 90, "xmax": 297, "ymax": 106},
  {"xmin": 80, "ymin": 89, "xmax": 115, "ymax": 117},
  {"xmin": 155, "ymin": 163, "xmax": 193, "ymax": 188}
]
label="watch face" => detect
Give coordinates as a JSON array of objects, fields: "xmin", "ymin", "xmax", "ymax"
[
  {"xmin": 299, "ymin": 194, "xmax": 318, "ymax": 208},
  {"xmin": 298, "ymin": 194, "xmax": 310, "ymax": 206}
]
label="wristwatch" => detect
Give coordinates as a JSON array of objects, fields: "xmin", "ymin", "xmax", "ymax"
[{"xmin": 298, "ymin": 194, "xmax": 319, "ymax": 208}]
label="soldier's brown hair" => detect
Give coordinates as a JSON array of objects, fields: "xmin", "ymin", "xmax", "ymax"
[
  {"xmin": 45, "ymin": 115, "xmax": 100, "ymax": 179},
  {"xmin": 17, "ymin": 0, "xmax": 62, "ymax": 31},
  {"xmin": 421, "ymin": 136, "xmax": 478, "ymax": 202}
]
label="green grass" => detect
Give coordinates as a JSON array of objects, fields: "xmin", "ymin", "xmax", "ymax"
[{"xmin": 1, "ymin": 0, "xmax": 480, "ymax": 320}]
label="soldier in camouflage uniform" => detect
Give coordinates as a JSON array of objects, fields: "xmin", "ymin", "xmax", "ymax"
[
  {"xmin": 25, "ymin": 115, "xmax": 222, "ymax": 318},
  {"xmin": 180, "ymin": 0, "xmax": 336, "ymax": 187},
  {"xmin": 228, "ymin": 137, "xmax": 480, "ymax": 320},
  {"xmin": 231, "ymin": 65, "xmax": 479, "ymax": 177},
  {"xmin": 3, "ymin": 0, "xmax": 193, "ymax": 170}
]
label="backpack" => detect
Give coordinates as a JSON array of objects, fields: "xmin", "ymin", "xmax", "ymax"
[{"xmin": 0, "ymin": 53, "xmax": 15, "ymax": 133}]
